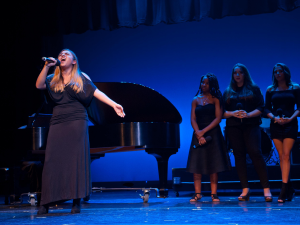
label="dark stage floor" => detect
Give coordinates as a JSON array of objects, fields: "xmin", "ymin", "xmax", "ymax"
[{"xmin": 0, "ymin": 191, "xmax": 299, "ymax": 225}]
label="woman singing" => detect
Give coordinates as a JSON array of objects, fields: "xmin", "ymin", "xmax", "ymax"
[
  {"xmin": 36, "ymin": 49, "xmax": 125, "ymax": 214},
  {"xmin": 265, "ymin": 63, "xmax": 299, "ymax": 202},
  {"xmin": 187, "ymin": 73, "xmax": 231, "ymax": 202},
  {"xmin": 223, "ymin": 63, "xmax": 272, "ymax": 202}
]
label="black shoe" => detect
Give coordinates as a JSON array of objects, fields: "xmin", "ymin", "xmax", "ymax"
[
  {"xmin": 278, "ymin": 182, "xmax": 288, "ymax": 203},
  {"xmin": 238, "ymin": 190, "xmax": 250, "ymax": 201},
  {"xmin": 71, "ymin": 198, "xmax": 81, "ymax": 214},
  {"xmin": 211, "ymin": 194, "xmax": 220, "ymax": 202},
  {"xmin": 37, "ymin": 205, "xmax": 49, "ymax": 215},
  {"xmin": 190, "ymin": 193, "xmax": 202, "ymax": 202},
  {"xmin": 286, "ymin": 181, "xmax": 295, "ymax": 201}
]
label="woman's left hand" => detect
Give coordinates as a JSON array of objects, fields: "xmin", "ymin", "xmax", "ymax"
[
  {"xmin": 113, "ymin": 104, "xmax": 125, "ymax": 117},
  {"xmin": 278, "ymin": 117, "xmax": 291, "ymax": 125},
  {"xmin": 238, "ymin": 110, "xmax": 250, "ymax": 119}
]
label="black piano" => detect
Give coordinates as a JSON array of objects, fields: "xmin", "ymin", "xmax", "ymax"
[
  {"xmin": 3, "ymin": 82, "xmax": 182, "ymax": 200},
  {"xmin": 88, "ymin": 82, "xmax": 182, "ymax": 197}
]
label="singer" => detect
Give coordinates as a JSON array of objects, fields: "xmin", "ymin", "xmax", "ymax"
[
  {"xmin": 223, "ymin": 63, "xmax": 272, "ymax": 202},
  {"xmin": 265, "ymin": 63, "xmax": 300, "ymax": 202},
  {"xmin": 35, "ymin": 49, "xmax": 125, "ymax": 214},
  {"xmin": 186, "ymin": 73, "xmax": 231, "ymax": 202}
]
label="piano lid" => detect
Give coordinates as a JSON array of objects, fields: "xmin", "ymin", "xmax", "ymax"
[{"xmin": 87, "ymin": 82, "xmax": 182, "ymax": 125}]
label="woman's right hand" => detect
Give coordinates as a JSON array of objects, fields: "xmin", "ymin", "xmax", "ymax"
[
  {"xmin": 273, "ymin": 116, "xmax": 281, "ymax": 124},
  {"xmin": 45, "ymin": 57, "xmax": 57, "ymax": 68},
  {"xmin": 198, "ymin": 137, "xmax": 206, "ymax": 146}
]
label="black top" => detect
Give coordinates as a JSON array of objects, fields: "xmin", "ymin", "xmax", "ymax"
[
  {"xmin": 265, "ymin": 87, "xmax": 300, "ymax": 123},
  {"xmin": 223, "ymin": 85, "xmax": 264, "ymax": 127},
  {"xmin": 46, "ymin": 74, "xmax": 97, "ymax": 125}
]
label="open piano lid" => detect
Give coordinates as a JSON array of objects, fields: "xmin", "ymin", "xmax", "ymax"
[{"xmin": 87, "ymin": 82, "xmax": 182, "ymax": 125}]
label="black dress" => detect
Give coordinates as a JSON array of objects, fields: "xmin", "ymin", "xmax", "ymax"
[
  {"xmin": 186, "ymin": 104, "xmax": 231, "ymax": 175},
  {"xmin": 40, "ymin": 74, "xmax": 96, "ymax": 205},
  {"xmin": 265, "ymin": 87, "xmax": 300, "ymax": 140}
]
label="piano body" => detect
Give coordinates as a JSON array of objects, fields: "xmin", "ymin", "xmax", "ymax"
[
  {"xmin": 87, "ymin": 82, "xmax": 182, "ymax": 197},
  {"xmin": 5, "ymin": 82, "xmax": 182, "ymax": 199}
]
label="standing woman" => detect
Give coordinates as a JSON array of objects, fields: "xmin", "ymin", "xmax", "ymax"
[
  {"xmin": 36, "ymin": 49, "xmax": 125, "ymax": 214},
  {"xmin": 265, "ymin": 63, "xmax": 300, "ymax": 202},
  {"xmin": 223, "ymin": 63, "xmax": 272, "ymax": 201},
  {"xmin": 187, "ymin": 73, "xmax": 231, "ymax": 202}
]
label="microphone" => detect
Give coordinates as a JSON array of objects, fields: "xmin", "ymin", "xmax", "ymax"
[
  {"xmin": 277, "ymin": 108, "xmax": 283, "ymax": 118},
  {"xmin": 193, "ymin": 136, "xmax": 212, "ymax": 149},
  {"xmin": 236, "ymin": 103, "xmax": 243, "ymax": 123},
  {"xmin": 41, "ymin": 57, "xmax": 61, "ymax": 66}
]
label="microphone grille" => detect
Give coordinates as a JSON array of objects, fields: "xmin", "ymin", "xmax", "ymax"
[
  {"xmin": 206, "ymin": 136, "xmax": 212, "ymax": 141},
  {"xmin": 236, "ymin": 103, "xmax": 243, "ymax": 109}
]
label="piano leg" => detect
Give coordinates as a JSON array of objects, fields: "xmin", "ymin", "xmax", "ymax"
[{"xmin": 146, "ymin": 148, "xmax": 178, "ymax": 198}]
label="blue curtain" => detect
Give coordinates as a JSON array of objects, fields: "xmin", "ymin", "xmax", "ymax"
[{"xmin": 31, "ymin": 0, "xmax": 300, "ymax": 34}]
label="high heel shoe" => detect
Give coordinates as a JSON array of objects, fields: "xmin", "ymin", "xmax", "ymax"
[
  {"xmin": 190, "ymin": 193, "xmax": 202, "ymax": 202},
  {"xmin": 278, "ymin": 182, "xmax": 288, "ymax": 203},
  {"xmin": 37, "ymin": 204, "xmax": 49, "ymax": 215},
  {"xmin": 211, "ymin": 194, "xmax": 220, "ymax": 202},
  {"xmin": 71, "ymin": 198, "xmax": 81, "ymax": 213},
  {"xmin": 238, "ymin": 190, "xmax": 250, "ymax": 201},
  {"xmin": 286, "ymin": 181, "xmax": 295, "ymax": 201},
  {"xmin": 264, "ymin": 196, "xmax": 273, "ymax": 202}
]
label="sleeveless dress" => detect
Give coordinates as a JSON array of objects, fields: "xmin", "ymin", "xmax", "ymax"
[
  {"xmin": 40, "ymin": 74, "xmax": 96, "ymax": 205},
  {"xmin": 265, "ymin": 88, "xmax": 300, "ymax": 140},
  {"xmin": 186, "ymin": 104, "xmax": 231, "ymax": 174}
]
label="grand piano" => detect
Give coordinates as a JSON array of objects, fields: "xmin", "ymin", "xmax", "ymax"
[{"xmin": 6, "ymin": 82, "xmax": 182, "ymax": 199}]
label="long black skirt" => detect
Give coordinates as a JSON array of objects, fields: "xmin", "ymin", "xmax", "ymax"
[{"xmin": 40, "ymin": 120, "xmax": 91, "ymax": 205}]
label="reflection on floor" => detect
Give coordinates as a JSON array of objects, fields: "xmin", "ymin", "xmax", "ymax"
[{"xmin": 0, "ymin": 191, "xmax": 299, "ymax": 224}]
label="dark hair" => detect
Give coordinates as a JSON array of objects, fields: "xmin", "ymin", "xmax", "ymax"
[
  {"xmin": 271, "ymin": 63, "xmax": 293, "ymax": 89},
  {"xmin": 225, "ymin": 63, "xmax": 256, "ymax": 103},
  {"xmin": 196, "ymin": 73, "xmax": 223, "ymax": 105}
]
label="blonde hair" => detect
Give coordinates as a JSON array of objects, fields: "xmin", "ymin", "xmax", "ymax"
[{"xmin": 50, "ymin": 49, "xmax": 83, "ymax": 93}]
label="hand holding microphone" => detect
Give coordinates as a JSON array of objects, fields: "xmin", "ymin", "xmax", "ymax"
[
  {"xmin": 275, "ymin": 108, "xmax": 287, "ymax": 125},
  {"xmin": 236, "ymin": 103, "xmax": 243, "ymax": 123},
  {"xmin": 276, "ymin": 108, "xmax": 283, "ymax": 118},
  {"xmin": 193, "ymin": 136, "xmax": 212, "ymax": 149},
  {"xmin": 42, "ymin": 57, "xmax": 61, "ymax": 67}
]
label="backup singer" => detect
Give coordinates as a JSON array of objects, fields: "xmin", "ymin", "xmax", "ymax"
[
  {"xmin": 223, "ymin": 63, "xmax": 272, "ymax": 202},
  {"xmin": 187, "ymin": 73, "xmax": 231, "ymax": 202},
  {"xmin": 36, "ymin": 49, "xmax": 125, "ymax": 214},
  {"xmin": 265, "ymin": 63, "xmax": 300, "ymax": 202}
]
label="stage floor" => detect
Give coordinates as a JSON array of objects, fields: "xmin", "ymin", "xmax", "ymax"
[{"xmin": 0, "ymin": 191, "xmax": 299, "ymax": 224}]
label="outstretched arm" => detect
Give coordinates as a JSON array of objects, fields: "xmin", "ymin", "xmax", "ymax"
[{"xmin": 94, "ymin": 89, "xmax": 125, "ymax": 117}]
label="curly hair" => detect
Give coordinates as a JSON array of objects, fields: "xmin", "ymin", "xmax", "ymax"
[
  {"xmin": 225, "ymin": 63, "xmax": 257, "ymax": 103},
  {"xmin": 196, "ymin": 73, "xmax": 223, "ymax": 105},
  {"xmin": 271, "ymin": 63, "xmax": 293, "ymax": 89}
]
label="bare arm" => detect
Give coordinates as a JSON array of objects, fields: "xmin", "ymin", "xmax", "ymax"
[
  {"xmin": 201, "ymin": 98, "xmax": 222, "ymax": 134},
  {"xmin": 94, "ymin": 89, "xmax": 125, "ymax": 117},
  {"xmin": 191, "ymin": 98, "xmax": 200, "ymax": 133},
  {"xmin": 36, "ymin": 58, "xmax": 57, "ymax": 89},
  {"xmin": 223, "ymin": 110, "xmax": 233, "ymax": 119}
]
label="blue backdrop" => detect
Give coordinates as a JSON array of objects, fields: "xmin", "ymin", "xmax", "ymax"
[{"xmin": 63, "ymin": 8, "xmax": 300, "ymax": 183}]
